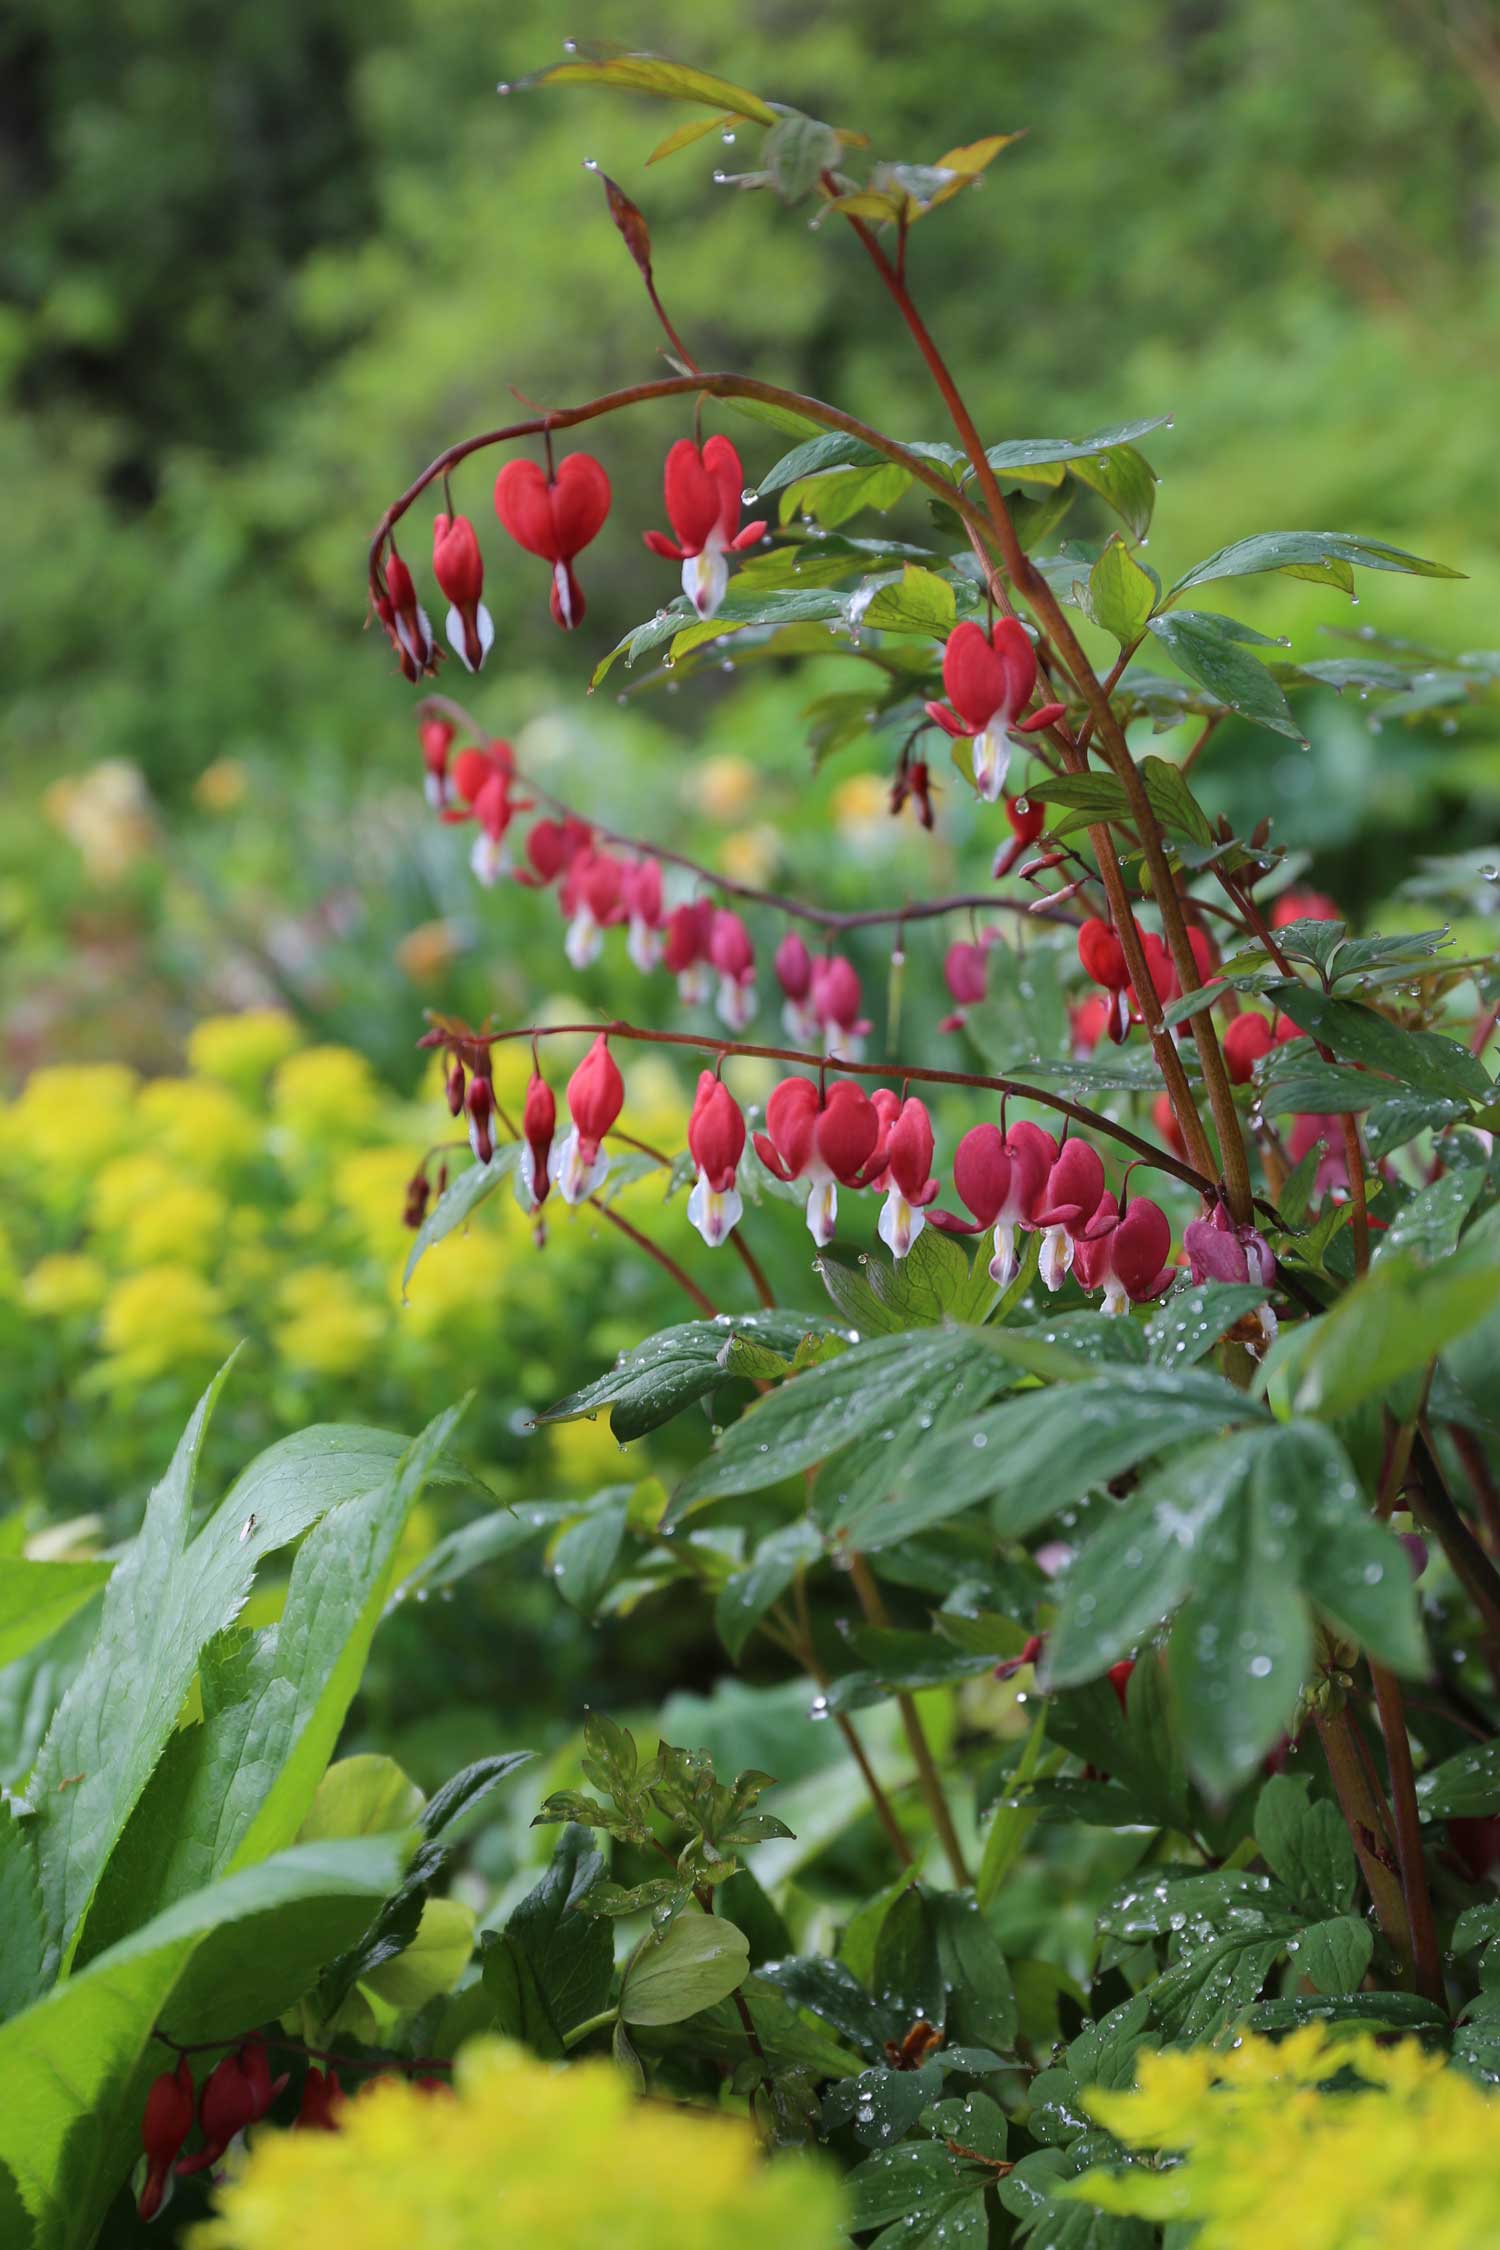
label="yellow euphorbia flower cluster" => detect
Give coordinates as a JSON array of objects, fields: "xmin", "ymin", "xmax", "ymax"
[
  {"xmin": 190, "ymin": 2040, "xmax": 844, "ymax": 2250},
  {"xmin": 1069, "ymin": 2026, "xmax": 1500, "ymax": 2250}
]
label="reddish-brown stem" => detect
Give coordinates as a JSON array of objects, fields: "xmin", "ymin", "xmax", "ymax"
[
  {"xmin": 837, "ymin": 214, "xmax": 1250, "ymax": 1218},
  {"xmin": 846, "ymin": 1551, "xmax": 970, "ymax": 1887},
  {"xmin": 418, "ymin": 694, "xmax": 1075, "ymax": 933},
  {"xmin": 1412, "ymin": 1428, "xmax": 1500, "ymax": 1643},
  {"xmin": 154, "ymin": 2028, "xmax": 452, "ymax": 2075},
  {"xmin": 369, "ymin": 373, "xmax": 1000, "ymax": 596},
  {"xmin": 1368, "ymin": 1662, "xmax": 1445, "ymax": 2007},
  {"xmin": 482, "ymin": 1018, "xmax": 1211, "ymax": 1192},
  {"xmin": 1341, "ymin": 1114, "xmax": 1371, "ymax": 1275},
  {"xmin": 1451, "ymin": 1428, "xmax": 1500, "ymax": 1557},
  {"xmin": 1314, "ymin": 1708, "xmax": 1414, "ymax": 1977},
  {"xmin": 645, "ymin": 276, "xmax": 699, "ymax": 375}
]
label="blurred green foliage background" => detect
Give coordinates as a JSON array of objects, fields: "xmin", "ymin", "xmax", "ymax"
[{"xmin": 2, "ymin": 0, "xmax": 1497, "ymax": 1797}]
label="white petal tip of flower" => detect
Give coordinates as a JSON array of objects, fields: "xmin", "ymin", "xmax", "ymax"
[{"xmin": 687, "ymin": 1175, "xmax": 743, "ymax": 1248}]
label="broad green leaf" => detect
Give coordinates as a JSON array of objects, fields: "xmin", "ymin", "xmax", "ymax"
[
  {"xmin": 716, "ymin": 1522, "xmax": 822, "ymax": 1659},
  {"xmin": 762, "ymin": 112, "xmax": 842, "ymax": 202},
  {"xmin": 0, "ymin": 1803, "xmax": 44, "ymax": 2022},
  {"xmin": 1270, "ymin": 985, "xmax": 1493, "ymax": 1104},
  {"xmin": 73, "ymin": 1406, "xmax": 466, "ymax": 1962},
  {"xmin": 977, "ymin": 1711, "xmax": 1054, "ymax": 1912},
  {"xmin": 549, "ymin": 1492, "xmax": 629, "ymax": 1614},
  {"xmin": 665, "ymin": 1329, "xmax": 976, "ymax": 1522},
  {"xmin": 298, "ymin": 1755, "xmax": 425, "ymax": 1843},
  {"xmin": 619, "ymin": 1909, "xmax": 750, "ymax": 2025},
  {"xmin": 857, "ymin": 564, "xmax": 957, "ymax": 635},
  {"xmin": 0, "ymin": 1562, "xmax": 112, "ymax": 1672},
  {"xmin": 512, "ymin": 48, "xmax": 777, "ymax": 126},
  {"xmin": 1070, "ymin": 445, "xmax": 1158, "ymax": 542},
  {"xmin": 0, "ymin": 1835, "xmax": 404, "ymax": 2250},
  {"xmin": 1145, "ymin": 1283, "xmax": 1271, "ymax": 1364},
  {"xmin": 536, "ymin": 1311, "xmax": 844, "ymax": 1442},
  {"xmin": 492, "ymin": 1826, "xmax": 613, "ymax": 2045},
  {"xmin": 876, "ymin": 1370, "xmax": 1263, "ymax": 1547},
  {"xmin": 781, "ymin": 463, "xmax": 913, "ymax": 527},
  {"xmin": 1273, "ymin": 1219, "xmax": 1500, "ymax": 1421},
  {"xmin": 1147, "ymin": 611, "xmax": 1302, "ymax": 741},
  {"xmin": 1415, "ymin": 1739, "xmax": 1500, "ymax": 1819},
  {"xmin": 848, "ymin": 2142, "xmax": 993, "ymax": 2246},
  {"xmin": 1254, "ymin": 1774, "xmax": 1357, "ymax": 1915},
  {"xmin": 402, "ymin": 1149, "xmax": 518, "ymax": 1293},
  {"xmin": 1170, "ymin": 530, "xmax": 1463, "ymax": 600},
  {"xmin": 1087, "ymin": 536, "xmax": 1157, "ymax": 645},
  {"xmin": 29, "ymin": 1360, "xmax": 236, "ymax": 1977},
  {"xmin": 984, "ymin": 418, "xmax": 1172, "ymax": 473}
]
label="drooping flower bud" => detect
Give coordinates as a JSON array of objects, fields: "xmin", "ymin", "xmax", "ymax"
[
  {"xmin": 686, "ymin": 1072, "xmax": 746, "ymax": 1247},
  {"xmin": 992, "ymin": 794, "xmax": 1048, "ymax": 879},
  {"xmin": 774, "ymin": 930, "xmax": 818, "ymax": 1043},
  {"xmin": 494, "ymin": 452, "xmax": 612, "ymax": 630},
  {"xmin": 138, "ymin": 2059, "xmax": 196, "ymax": 2219},
  {"xmin": 662, "ymin": 898, "xmax": 716, "ymax": 1004},
  {"xmin": 431, "ymin": 512, "xmax": 494, "ymax": 672},
  {"xmin": 445, "ymin": 1056, "xmax": 467, "ymax": 1116},
  {"xmin": 1077, "ymin": 917, "xmax": 1133, "ymax": 1042},
  {"xmin": 466, "ymin": 1071, "xmax": 496, "ymax": 1166},
  {"xmin": 939, "ymin": 940, "xmax": 988, "ymax": 1032},
  {"xmin": 1183, "ymin": 1198, "xmax": 1278, "ymax": 1339},
  {"xmin": 520, "ymin": 1070, "xmax": 556, "ymax": 1213},
  {"xmin": 447, "ymin": 741, "xmax": 524, "ymax": 887},
  {"xmin": 382, "ymin": 552, "xmax": 437, "ymax": 678},
  {"xmin": 550, "ymin": 1035, "xmax": 624, "ymax": 1204},
  {"xmin": 560, "ymin": 849, "xmax": 625, "ymax": 969}
]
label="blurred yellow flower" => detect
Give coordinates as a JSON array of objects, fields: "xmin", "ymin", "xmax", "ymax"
[
  {"xmin": 188, "ymin": 1009, "xmax": 302, "ymax": 1094},
  {"xmin": 548, "ymin": 1412, "xmax": 635, "ymax": 1488},
  {"xmin": 42, "ymin": 759, "xmax": 156, "ymax": 880},
  {"xmin": 694, "ymin": 753, "xmax": 757, "ymax": 820},
  {"xmin": 1070, "ymin": 2026, "xmax": 1500, "ymax": 2250},
  {"xmin": 0, "ymin": 1064, "xmax": 139, "ymax": 1180},
  {"xmin": 120, "ymin": 1182, "xmax": 230, "ymax": 1269},
  {"xmin": 395, "ymin": 919, "xmax": 465, "ymax": 984},
  {"xmin": 193, "ymin": 757, "xmax": 250, "ymax": 813},
  {"xmin": 24, "ymin": 1253, "xmax": 109, "ymax": 1319},
  {"xmin": 273, "ymin": 1268, "xmax": 386, "ymax": 1377},
  {"xmin": 831, "ymin": 773, "xmax": 889, "ymax": 837},
  {"xmin": 90, "ymin": 1152, "xmax": 178, "ymax": 1234},
  {"xmin": 273, "ymin": 1046, "xmax": 380, "ymax": 1143},
  {"xmin": 400, "ymin": 1225, "xmax": 507, "ymax": 1335},
  {"xmin": 190, "ymin": 2039, "xmax": 845, "ymax": 2250},
  {"xmin": 137, "ymin": 1079, "xmax": 261, "ymax": 1175},
  {"xmin": 719, "ymin": 826, "xmax": 781, "ymax": 887},
  {"xmin": 334, "ymin": 1148, "xmax": 420, "ymax": 1261},
  {"xmin": 99, "ymin": 1264, "xmax": 230, "ymax": 1381}
]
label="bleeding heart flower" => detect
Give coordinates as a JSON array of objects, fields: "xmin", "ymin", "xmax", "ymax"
[
  {"xmin": 939, "ymin": 939, "xmax": 988, "ymax": 1032},
  {"xmin": 1077, "ymin": 917, "xmax": 1133, "ymax": 1042},
  {"xmin": 935, "ymin": 1118, "xmax": 1057, "ymax": 1285},
  {"xmin": 876, "ymin": 1097, "xmax": 940, "ymax": 1260},
  {"xmin": 621, "ymin": 859, "xmax": 665, "ymax": 972},
  {"xmin": 1271, "ymin": 886, "xmax": 1341, "ymax": 928},
  {"xmin": 523, "ymin": 813, "xmax": 592, "ymax": 887},
  {"xmin": 1183, "ymin": 1198, "xmax": 1278, "ymax": 1339},
  {"xmin": 1032, "ymin": 1137, "xmax": 1109, "ymax": 1291},
  {"xmin": 774, "ymin": 930, "xmax": 819, "ymax": 1043},
  {"xmin": 176, "ymin": 2038, "xmax": 289, "ymax": 2177},
  {"xmin": 1076, "ymin": 1193, "xmax": 1175, "ymax": 1316},
  {"xmin": 138, "ymin": 2059, "xmax": 196, "ymax": 2219},
  {"xmin": 924, "ymin": 620, "xmax": 1063, "ymax": 802},
  {"xmin": 559, "ymin": 849, "xmax": 625, "ymax": 968},
  {"xmin": 662, "ymin": 898, "xmax": 717, "ymax": 1005},
  {"xmin": 1223, "ymin": 1012, "xmax": 1278, "ymax": 1083},
  {"xmin": 709, "ymin": 908, "xmax": 757, "ymax": 1031},
  {"xmin": 494, "ymin": 452, "xmax": 612, "ymax": 630},
  {"xmin": 465, "ymin": 1070, "xmax": 496, "ymax": 1165},
  {"xmin": 550, "ymin": 1035, "xmax": 624, "ymax": 1205},
  {"xmin": 753, "ymin": 1077, "xmax": 886, "ymax": 1247},
  {"xmin": 519, "ymin": 1070, "xmax": 556, "ymax": 1213},
  {"xmin": 811, "ymin": 954, "xmax": 872, "ymax": 1060},
  {"xmin": 432, "ymin": 512, "xmax": 494, "ymax": 672},
  {"xmin": 418, "ymin": 716, "xmax": 455, "ymax": 810},
  {"xmin": 686, "ymin": 1071, "xmax": 747, "ymax": 1247},
  {"xmin": 643, "ymin": 435, "xmax": 767, "ymax": 619},
  {"xmin": 294, "ymin": 2069, "xmax": 345, "ymax": 2133}
]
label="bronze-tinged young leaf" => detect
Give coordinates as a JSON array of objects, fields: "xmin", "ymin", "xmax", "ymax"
[
  {"xmin": 509, "ymin": 49, "xmax": 777, "ymax": 128},
  {"xmin": 592, "ymin": 167, "xmax": 652, "ymax": 279},
  {"xmin": 646, "ymin": 111, "xmax": 743, "ymax": 164}
]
